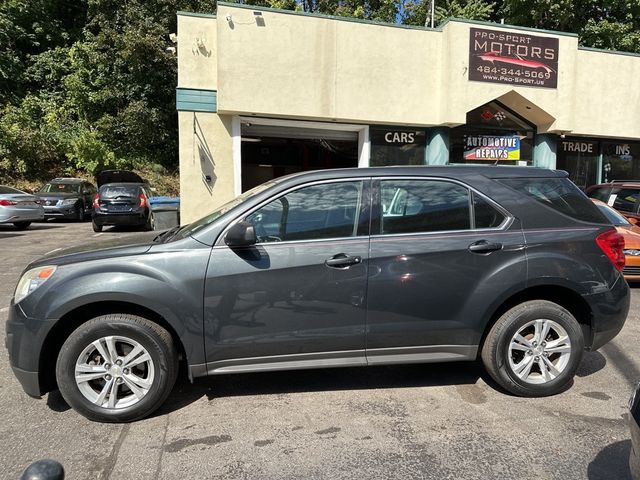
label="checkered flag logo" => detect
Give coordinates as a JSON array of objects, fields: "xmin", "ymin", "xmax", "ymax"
[{"xmin": 494, "ymin": 111, "xmax": 507, "ymax": 121}]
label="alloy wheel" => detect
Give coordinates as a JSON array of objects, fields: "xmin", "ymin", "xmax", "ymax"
[
  {"xmin": 507, "ymin": 319, "xmax": 572, "ymax": 384},
  {"xmin": 74, "ymin": 336, "xmax": 155, "ymax": 409}
]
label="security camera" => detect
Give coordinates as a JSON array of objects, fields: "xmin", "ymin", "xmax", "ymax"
[
  {"xmin": 226, "ymin": 14, "xmax": 233, "ymax": 22},
  {"xmin": 169, "ymin": 33, "xmax": 178, "ymax": 44},
  {"xmin": 560, "ymin": 133, "xmax": 566, "ymax": 139},
  {"xmin": 165, "ymin": 46, "xmax": 176, "ymax": 54}
]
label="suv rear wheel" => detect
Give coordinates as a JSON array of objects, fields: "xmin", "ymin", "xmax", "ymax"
[
  {"xmin": 56, "ymin": 314, "xmax": 178, "ymax": 422},
  {"xmin": 481, "ymin": 300, "xmax": 584, "ymax": 397}
]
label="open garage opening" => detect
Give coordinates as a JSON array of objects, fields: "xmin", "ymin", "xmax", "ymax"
[{"xmin": 240, "ymin": 120, "xmax": 364, "ymax": 192}]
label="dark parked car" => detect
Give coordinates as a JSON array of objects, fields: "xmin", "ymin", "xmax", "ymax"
[
  {"xmin": 0, "ymin": 185, "xmax": 44, "ymax": 229},
  {"xmin": 37, "ymin": 178, "xmax": 96, "ymax": 221},
  {"xmin": 586, "ymin": 181, "xmax": 640, "ymax": 222},
  {"xmin": 7, "ymin": 166, "xmax": 630, "ymax": 422},
  {"xmin": 91, "ymin": 170, "xmax": 154, "ymax": 232}
]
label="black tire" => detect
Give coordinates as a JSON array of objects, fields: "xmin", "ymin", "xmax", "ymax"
[
  {"xmin": 145, "ymin": 211, "xmax": 155, "ymax": 231},
  {"xmin": 92, "ymin": 220, "xmax": 102, "ymax": 232},
  {"xmin": 481, "ymin": 300, "xmax": 584, "ymax": 397},
  {"xmin": 75, "ymin": 204, "xmax": 84, "ymax": 222},
  {"xmin": 56, "ymin": 314, "xmax": 178, "ymax": 422},
  {"xmin": 13, "ymin": 221, "xmax": 31, "ymax": 230}
]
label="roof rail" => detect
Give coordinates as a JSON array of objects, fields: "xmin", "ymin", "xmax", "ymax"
[{"xmin": 609, "ymin": 179, "xmax": 640, "ymax": 183}]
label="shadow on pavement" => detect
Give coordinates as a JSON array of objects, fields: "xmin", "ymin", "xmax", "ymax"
[
  {"xmin": 46, "ymin": 390, "xmax": 71, "ymax": 413},
  {"xmin": 0, "ymin": 232, "xmax": 25, "ymax": 239},
  {"xmin": 587, "ymin": 439, "xmax": 631, "ymax": 480},
  {"xmin": 154, "ymin": 361, "xmax": 484, "ymax": 418},
  {"xmin": 577, "ymin": 351, "xmax": 607, "ymax": 378}
]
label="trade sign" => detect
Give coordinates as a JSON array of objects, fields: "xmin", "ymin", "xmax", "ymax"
[
  {"xmin": 464, "ymin": 135, "xmax": 521, "ymax": 161},
  {"xmin": 469, "ymin": 27, "xmax": 559, "ymax": 88}
]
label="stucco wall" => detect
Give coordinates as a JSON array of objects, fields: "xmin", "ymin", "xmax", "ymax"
[
  {"xmin": 178, "ymin": 112, "xmax": 235, "ymax": 224},
  {"xmin": 177, "ymin": 14, "xmax": 217, "ymax": 91}
]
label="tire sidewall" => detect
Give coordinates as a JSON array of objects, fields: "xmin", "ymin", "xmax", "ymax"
[
  {"xmin": 56, "ymin": 318, "xmax": 174, "ymax": 422},
  {"xmin": 494, "ymin": 302, "xmax": 584, "ymax": 396}
]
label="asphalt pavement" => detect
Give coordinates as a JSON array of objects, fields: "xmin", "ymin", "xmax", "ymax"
[{"xmin": 0, "ymin": 221, "xmax": 638, "ymax": 479}]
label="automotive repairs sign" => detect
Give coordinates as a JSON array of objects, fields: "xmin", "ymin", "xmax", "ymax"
[
  {"xmin": 464, "ymin": 135, "xmax": 521, "ymax": 161},
  {"xmin": 469, "ymin": 27, "xmax": 559, "ymax": 88}
]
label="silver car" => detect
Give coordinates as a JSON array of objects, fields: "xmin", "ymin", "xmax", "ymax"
[{"xmin": 0, "ymin": 185, "xmax": 45, "ymax": 230}]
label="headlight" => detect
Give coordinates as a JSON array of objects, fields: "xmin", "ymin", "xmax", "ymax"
[
  {"xmin": 59, "ymin": 198, "xmax": 78, "ymax": 206},
  {"xmin": 14, "ymin": 266, "xmax": 57, "ymax": 304}
]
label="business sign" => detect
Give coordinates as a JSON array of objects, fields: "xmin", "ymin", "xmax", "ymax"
[
  {"xmin": 561, "ymin": 140, "xmax": 597, "ymax": 154},
  {"xmin": 369, "ymin": 129, "xmax": 426, "ymax": 146},
  {"xmin": 469, "ymin": 27, "xmax": 559, "ymax": 88},
  {"xmin": 464, "ymin": 135, "xmax": 521, "ymax": 161}
]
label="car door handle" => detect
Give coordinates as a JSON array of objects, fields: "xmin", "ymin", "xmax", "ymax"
[
  {"xmin": 325, "ymin": 253, "xmax": 362, "ymax": 268},
  {"xmin": 468, "ymin": 240, "xmax": 503, "ymax": 254}
]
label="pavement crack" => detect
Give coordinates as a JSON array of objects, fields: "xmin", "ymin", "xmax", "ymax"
[
  {"xmin": 153, "ymin": 415, "xmax": 171, "ymax": 479},
  {"xmin": 100, "ymin": 424, "xmax": 130, "ymax": 480}
]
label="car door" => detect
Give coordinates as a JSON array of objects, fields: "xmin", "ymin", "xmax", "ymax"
[
  {"xmin": 365, "ymin": 177, "xmax": 526, "ymax": 365},
  {"xmin": 203, "ymin": 179, "xmax": 371, "ymax": 373}
]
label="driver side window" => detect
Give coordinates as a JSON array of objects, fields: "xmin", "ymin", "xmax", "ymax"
[{"xmin": 246, "ymin": 181, "xmax": 365, "ymax": 243}]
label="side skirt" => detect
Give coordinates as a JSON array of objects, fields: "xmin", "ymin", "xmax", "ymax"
[{"xmin": 189, "ymin": 345, "xmax": 478, "ymax": 379}]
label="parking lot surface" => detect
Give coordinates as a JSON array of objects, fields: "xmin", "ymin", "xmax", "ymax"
[{"xmin": 1, "ymin": 221, "xmax": 639, "ymax": 479}]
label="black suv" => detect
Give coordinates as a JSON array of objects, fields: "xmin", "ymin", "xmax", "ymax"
[
  {"xmin": 37, "ymin": 178, "xmax": 97, "ymax": 220},
  {"xmin": 7, "ymin": 166, "xmax": 630, "ymax": 422}
]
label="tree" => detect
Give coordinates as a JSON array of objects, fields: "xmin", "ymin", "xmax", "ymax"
[{"xmin": 403, "ymin": 0, "xmax": 497, "ymax": 27}]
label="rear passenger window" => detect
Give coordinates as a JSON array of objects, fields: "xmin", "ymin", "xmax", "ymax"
[
  {"xmin": 500, "ymin": 177, "xmax": 607, "ymax": 223},
  {"xmin": 473, "ymin": 193, "xmax": 506, "ymax": 229},
  {"xmin": 379, "ymin": 180, "xmax": 471, "ymax": 234}
]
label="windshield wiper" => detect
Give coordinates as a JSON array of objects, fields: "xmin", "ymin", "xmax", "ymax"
[{"xmin": 153, "ymin": 225, "xmax": 182, "ymax": 243}]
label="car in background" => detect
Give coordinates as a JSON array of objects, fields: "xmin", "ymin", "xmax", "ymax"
[
  {"xmin": 0, "ymin": 185, "xmax": 44, "ymax": 230},
  {"xmin": 586, "ymin": 181, "xmax": 640, "ymax": 222},
  {"xmin": 37, "ymin": 178, "xmax": 96, "ymax": 221},
  {"xmin": 592, "ymin": 199, "xmax": 640, "ymax": 282},
  {"xmin": 91, "ymin": 170, "xmax": 154, "ymax": 232},
  {"xmin": 6, "ymin": 166, "xmax": 630, "ymax": 422}
]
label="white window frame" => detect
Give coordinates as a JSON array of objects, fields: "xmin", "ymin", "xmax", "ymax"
[{"xmin": 232, "ymin": 116, "xmax": 370, "ymax": 196}]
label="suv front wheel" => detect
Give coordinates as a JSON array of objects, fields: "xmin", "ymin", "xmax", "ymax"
[
  {"xmin": 56, "ymin": 314, "xmax": 178, "ymax": 422},
  {"xmin": 481, "ymin": 300, "xmax": 584, "ymax": 397}
]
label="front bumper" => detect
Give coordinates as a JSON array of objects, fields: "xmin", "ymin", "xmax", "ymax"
[
  {"xmin": 5, "ymin": 301, "xmax": 53, "ymax": 397},
  {"xmin": 44, "ymin": 205, "xmax": 78, "ymax": 219},
  {"xmin": 586, "ymin": 274, "xmax": 630, "ymax": 351}
]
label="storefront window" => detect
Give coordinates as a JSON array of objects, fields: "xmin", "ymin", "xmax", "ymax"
[
  {"xmin": 369, "ymin": 127, "xmax": 426, "ymax": 166},
  {"xmin": 556, "ymin": 139, "xmax": 598, "ymax": 190},
  {"xmin": 602, "ymin": 142, "xmax": 640, "ymax": 182},
  {"xmin": 449, "ymin": 102, "xmax": 535, "ymax": 166}
]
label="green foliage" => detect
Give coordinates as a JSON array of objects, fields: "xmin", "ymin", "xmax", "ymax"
[{"xmin": 403, "ymin": 0, "xmax": 495, "ymax": 27}]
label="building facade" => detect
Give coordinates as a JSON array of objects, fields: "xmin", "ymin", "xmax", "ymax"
[{"xmin": 176, "ymin": 3, "xmax": 640, "ymax": 223}]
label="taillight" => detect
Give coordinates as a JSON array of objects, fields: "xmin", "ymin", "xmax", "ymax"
[
  {"xmin": 139, "ymin": 193, "xmax": 147, "ymax": 208},
  {"xmin": 0, "ymin": 199, "xmax": 17, "ymax": 206},
  {"xmin": 92, "ymin": 193, "xmax": 100, "ymax": 209},
  {"xmin": 596, "ymin": 229, "xmax": 625, "ymax": 272}
]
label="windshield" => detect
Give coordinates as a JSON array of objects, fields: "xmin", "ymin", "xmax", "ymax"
[
  {"xmin": 595, "ymin": 203, "xmax": 630, "ymax": 226},
  {"xmin": 39, "ymin": 183, "xmax": 80, "ymax": 194},
  {"xmin": 172, "ymin": 181, "xmax": 278, "ymax": 241}
]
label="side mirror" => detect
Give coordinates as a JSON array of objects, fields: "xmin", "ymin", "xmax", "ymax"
[
  {"xmin": 629, "ymin": 217, "xmax": 639, "ymax": 225},
  {"xmin": 224, "ymin": 221, "xmax": 256, "ymax": 247}
]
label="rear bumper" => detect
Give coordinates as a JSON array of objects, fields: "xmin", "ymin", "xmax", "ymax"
[
  {"xmin": 92, "ymin": 211, "xmax": 147, "ymax": 226},
  {"xmin": 585, "ymin": 274, "xmax": 630, "ymax": 351},
  {"xmin": 0, "ymin": 207, "xmax": 44, "ymax": 224}
]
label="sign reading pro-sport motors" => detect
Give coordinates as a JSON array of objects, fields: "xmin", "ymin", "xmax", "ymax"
[{"xmin": 469, "ymin": 27, "xmax": 559, "ymax": 88}]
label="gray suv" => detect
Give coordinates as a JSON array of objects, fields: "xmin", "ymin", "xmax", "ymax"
[{"xmin": 6, "ymin": 166, "xmax": 630, "ymax": 422}]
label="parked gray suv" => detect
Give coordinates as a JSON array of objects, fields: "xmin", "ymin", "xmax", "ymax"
[{"xmin": 6, "ymin": 166, "xmax": 630, "ymax": 422}]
